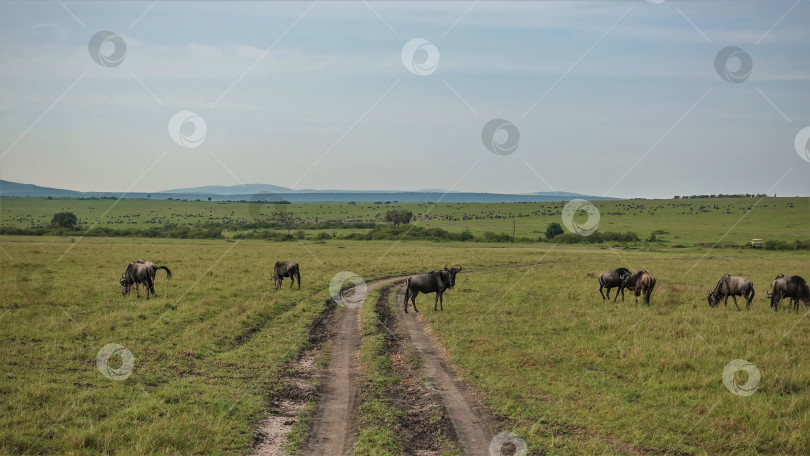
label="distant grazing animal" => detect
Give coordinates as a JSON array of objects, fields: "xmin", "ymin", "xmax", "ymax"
[
  {"xmin": 622, "ymin": 270, "xmax": 656, "ymax": 305},
  {"xmin": 272, "ymin": 261, "xmax": 300, "ymax": 290},
  {"xmin": 707, "ymin": 275, "xmax": 755, "ymax": 311},
  {"xmin": 404, "ymin": 266, "xmax": 462, "ymax": 313},
  {"xmin": 598, "ymin": 268, "xmax": 632, "ymax": 302},
  {"xmin": 770, "ymin": 275, "xmax": 810, "ymax": 312},
  {"xmin": 120, "ymin": 261, "xmax": 172, "ymax": 299}
]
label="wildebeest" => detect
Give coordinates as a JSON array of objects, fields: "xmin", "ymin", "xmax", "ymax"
[
  {"xmin": 768, "ymin": 273, "xmax": 785, "ymax": 308},
  {"xmin": 120, "ymin": 261, "xmax": 172, "ymax": 299},
  {"xmin": 272, "ymin": 261, "xmax": 300, "ymax": 290},
  {"xmin": 622, "ymin": 270, "xmax": 656, "ymax": 305},
  {"xmin": 404, "ymin": 266, "xmax": 462, "ymax": 313},
  {"xmin": 707, "ymin": 274, "xmax": 755, "ymax": 311},
  {"xmin": 770, "ymin": 275, "xmax": 810, "ymax": 312},
  {"xmin": 135, "ymin": 259, "xmax": 168, "ymax": 284},
  {"xmin": 598, "ymin": 268, "xmax": 632, "ymax": 302}
]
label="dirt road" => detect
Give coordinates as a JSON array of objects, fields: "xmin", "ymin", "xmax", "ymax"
[
  {"xmin": 396, "ymin": 286, "xmax": 497, "ymax": 456},
  {"xmin": 259, "ymin": 273, "xmax": 503, "ymax": 455},
  {"xmin": 303, "ymin": 276, "xmax": 410, "ymax": 456}
]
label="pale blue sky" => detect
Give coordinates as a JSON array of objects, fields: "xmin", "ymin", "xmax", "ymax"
[{"xmin": 0, "ymin": 1, "xmax": 808, "ymax": 198}]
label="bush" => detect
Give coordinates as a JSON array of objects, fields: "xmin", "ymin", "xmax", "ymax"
[
  {"xmin": 545, "ymin": 222, "xmax": 564, "ymax": 239},
  {"xmin": 50, "ymin": 212, "xmax": 78, "ymax": 229},
  {"xmin": 765, "ymin": 239, "xmax": 810, "ymax": 251}
]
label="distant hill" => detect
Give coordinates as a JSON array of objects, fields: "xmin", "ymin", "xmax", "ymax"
[
  {"xmin": 0, "ymin": 180, "xmax": 84, "ymax": 198},
  {"xmin": 159, "ymin": 183, "xmax": 293, "ymax": 195},
  {"xmin": 0, "ymin": 180, "xmax": 618, "ymax": 203}
]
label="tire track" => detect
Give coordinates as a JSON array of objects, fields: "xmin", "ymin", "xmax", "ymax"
[
  {"xmin": 302, "ymin": 276, "xmax": 409, "ymax": 456},
  {"xmin": 395, "ymin": 286, "xmax": 497, "ymax": 456}
]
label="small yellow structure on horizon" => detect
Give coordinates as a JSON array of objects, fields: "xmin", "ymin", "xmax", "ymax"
[{"xmin": 750, "ymin": 239, "xmax": 765, "ymax": 248}]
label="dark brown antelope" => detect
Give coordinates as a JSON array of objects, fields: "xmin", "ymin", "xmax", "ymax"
[
  {"xmin": 622, "ymin": 270, "xmax": 656, "ymax": 305},
  {"xmin": 404, "ymin": 265, "xmax": 462, "ymax": 313},
  {"xmin": 120, "ymin": 261, "xmax": 172, "ymax": 299},
  {"xmin": 272, "ymin": 261, "xmax": 300, "ymax": 290},
  {"xmin": 598, "ymin": 268, "xmax": 631, "ymax": 302},
  {"xmin": 707, "ymin": 274, "xmax": 755, "ymax": 311}
]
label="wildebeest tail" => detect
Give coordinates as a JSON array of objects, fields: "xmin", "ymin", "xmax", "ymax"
[{"xmin": 156, "ymin": 265, "xmax": 172, "ymax": 279}]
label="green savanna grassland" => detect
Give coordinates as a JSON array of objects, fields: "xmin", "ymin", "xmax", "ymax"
[{"xmin": 0, "ymin": 196, "xmax": 808, "ymax": 455}]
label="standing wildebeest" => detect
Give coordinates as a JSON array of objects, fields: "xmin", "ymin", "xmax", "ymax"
[
  {"xmin": 770, "ymin": 275, "xmax": 810, "ymax": 312},
  {"xmin": 707, "ymin": 274, "xmax": 755, "ymax": 311},
  {"xmin": 598, "ymin": 268, "xmax": 632, "ymax": 302},
  {"xmin": 622, "ymin": 270, "xmax": 656, "ymax": 305},
  {"xmin": 272, "ymin": 261, "xmax": 300, "ymax": 290},
  {"xmin": 120, "ymin": 261, "xmax": 172, "ymax": 299},
  {"xmin": 404, "ymin": 266, "xmax": 462, "ymax": 313}
]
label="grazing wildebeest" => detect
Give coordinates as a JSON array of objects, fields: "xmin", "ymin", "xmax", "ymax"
[
  {"xmin": 404, "ymin": 266, "xmax": 462, "ymax": 313},
  {"xmin": 622, "ymin": 270, "xmax": 656, "ymax": 305},
  {"xmin": 598, "ymin": 268, "xmax": 632, "ymax": 302},
  {"xmin": 770, "ymin": 275, "xmax": 810, "ymax": 312},
  {"xmin": 272, "ymin": 261, "xmax": 300, "ymax": 290},
  {"xmin": 768, "ymin": 274, "xmax": 785, "ymax": 309},
  {"xmin": 135, "ymin": 259, "xmax": 168, "ymax": 284},
  {"xmin": 707, "ymin": 274, "xmax": 755, "ymax": 311},
  {"xmin": 120, "ymin": 261, "xmax": 172, "ymax": 299}
]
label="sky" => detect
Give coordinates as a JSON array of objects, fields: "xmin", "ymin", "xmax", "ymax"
[{"xmin": 0, "ymin": 0, "xmax": 808, "ymax": 199}]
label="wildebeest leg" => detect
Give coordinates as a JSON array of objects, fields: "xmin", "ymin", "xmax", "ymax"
[
  {"xmin": 411, "ymin": 291, "xmax": 419, "ymax": 312},
  {"xmin": 289, "ymin": 274, "xmax": 294, "ymax": 289},
  {"xmin": 645, "ymin": 287, "xmax": 651, "ymax": 305},
  {"xmin": 599, "ymin": 286, "xmax": 606, "ymax": 301},
  {"xmin": 439, "ymin": 292, "xmax": 444, "ymax": 311},
  {"xmin": 731, "ymin": 295, "xmax": 740, "ymax": 311},
  {"xmin": 434, "ymin": 293, "xmax": 439, "ymax": 311},
  {"xmin": 617, "ymin": 287, "xmax": 625, "ymax": 302}
]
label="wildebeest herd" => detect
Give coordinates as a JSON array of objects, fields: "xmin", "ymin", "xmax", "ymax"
[
  {"xmin": 117, "ymin": 258, "xmax": 808, "ymax": 313},
  {"xmin": 598, "ymin": 268, "xmax": 809, "ymax": 312}
]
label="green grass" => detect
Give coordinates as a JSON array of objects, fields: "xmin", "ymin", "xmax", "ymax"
[
  {"xmin": 2, "ymin": 196, "xmax": 807, "ymax": 247},
  {"xmin": 419, "ymin": 248, "xmax": 810, "ymax": 455},
  {"xmin": 354, "ymin": 288, "xmax": 403, "ymax": 456},
  {"xmin": 1, "ymin": 195, "xmax": 808, "ymax": 454},
  {"xmin": 0, "ymin": 236, "xmax": 536, "ymax": 455}
]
